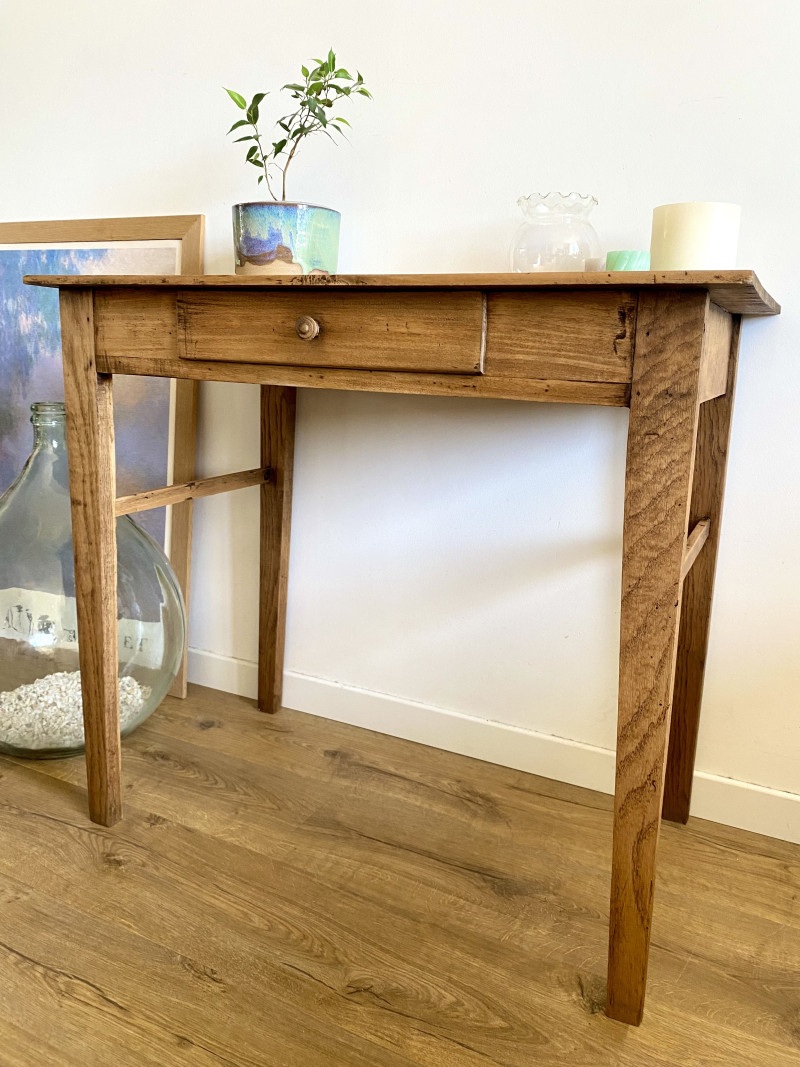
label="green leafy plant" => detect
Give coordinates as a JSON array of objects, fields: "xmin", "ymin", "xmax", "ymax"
[{"xmin": 225, "ymin": 48, "xmax": 372, "ymax": 202}]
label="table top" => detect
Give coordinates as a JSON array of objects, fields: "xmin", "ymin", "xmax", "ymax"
[{"xmin": 24, "ymin": 270, "xmax": 780, "ymax": 316}]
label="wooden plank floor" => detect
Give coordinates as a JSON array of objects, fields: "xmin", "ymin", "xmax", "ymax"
[{"xmin": 1, "ymin": 684, "xmax": 799, "ymax": 1066}]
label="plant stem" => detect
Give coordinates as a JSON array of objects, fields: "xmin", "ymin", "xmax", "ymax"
[
  {"xmin": 281, "ymin": 103, "xmax": 315, "ymax": 200},
  {"xmin": 251, "ymin": 123, "xmax": 276, "ymax": 200},
  {"xmin": 281, "ymin": 141, "xmax": 298, "ymax": 201}
]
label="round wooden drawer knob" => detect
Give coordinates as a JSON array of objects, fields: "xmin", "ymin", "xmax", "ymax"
[{"xmin": 295, "ymin": 315, "xmax": 320, "ymax": 340}]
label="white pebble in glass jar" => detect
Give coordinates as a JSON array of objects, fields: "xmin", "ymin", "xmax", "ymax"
[
  {"xmin": 0, "ymin": 402, "xmax": 186, "ymax": 758},
  {"xmin": 0, "ymin": 672, "xmax": 151, "ymax": 753}
]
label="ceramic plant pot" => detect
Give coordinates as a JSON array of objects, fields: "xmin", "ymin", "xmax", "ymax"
[{"xmin": 232, "ymin": 201, "xmax": 341, "ymax": 276}]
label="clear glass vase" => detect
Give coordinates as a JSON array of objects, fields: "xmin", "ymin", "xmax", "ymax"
[
  {"xmin": 0, "ymin": 402, "xmax": 186, "ymax": 758},
  {"xmin": 511, "ymin": 192, "xmax": 602, "ymax": 272}
]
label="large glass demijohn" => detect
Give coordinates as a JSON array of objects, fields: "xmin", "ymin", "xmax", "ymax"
[{"xmin": 0, "ymin": 402, "xmax": 186, "ymax": 757}]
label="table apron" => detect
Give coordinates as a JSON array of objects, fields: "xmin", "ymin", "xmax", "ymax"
[{"xmin": 90, "ymin": 287, "xmax": 638, "ymax": 406}]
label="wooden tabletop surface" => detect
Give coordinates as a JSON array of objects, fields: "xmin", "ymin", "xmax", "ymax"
[{"xmin": 24, "ymin": 270, "xmax": 780, "ymax": 316}]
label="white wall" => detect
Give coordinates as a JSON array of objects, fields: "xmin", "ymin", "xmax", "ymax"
[{"xmin": 1, "ymin": 0, "xmax": 798, "ymax": 840}]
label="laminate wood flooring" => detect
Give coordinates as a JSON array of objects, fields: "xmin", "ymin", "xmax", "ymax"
[{"xmin": 0, "ymin": 684, "xmax": 797, "ymax": 1066}]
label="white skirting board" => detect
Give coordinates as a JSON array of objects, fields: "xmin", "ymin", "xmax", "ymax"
[{"xmin": 187, "ymin": 647, "xmax": 800, "ymax": 846}]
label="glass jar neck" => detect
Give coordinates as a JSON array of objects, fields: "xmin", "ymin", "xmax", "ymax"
[{"xmin": 30, "ymin": 403, "xmax": 67, "ymax": 453}]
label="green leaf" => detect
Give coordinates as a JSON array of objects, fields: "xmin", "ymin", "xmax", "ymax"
[
  {"xmin": 312, "ymin": 57, "xmax": 324, "ymax": 64},
  {"xmin": 227, "ymin": 118, "xmax": 249, "ymax": 133},
  {"xmin": 357, "ymin": 88, "xmax": 372, "ymax": 97},
  {"xmin": 272, "ymin": 138, "xmax": 287, "ymax": 154},
  {"xmin": 247, "ymin": 156, "xmax": 263, "ymax": 166},
  {"xmin": 224, "ymin": 87, "xmax": 247, "ymax": 109},
  {"xmin": 258, "ymin": 175, "xmax": 264, "ymax": 183},
  {"xmin": 284, "ymin": 83, "xmax": 305, "ymax": 91},
  {"xmin": 233, "ymin": 135, "xmax": 256, "ymax": 142},
  {"xmin": 246, "ymin": 144, "xmax": 258, "ymax": 159},
  {"xmin": 278, "ymin": 120, "xmax": 290, "ymax": 131},
  {"xmin": 356, "ymin": 71, "xmax": 363, "ymax": 83},
  {"xmin": 247, "ymin": 103, "xmax": 259, "ymax": 124},
  {"xmin": 301, "ymin": 65, "xmax": 309, "ymax": 78},
  {"xmin": 335, "ymin": 116, "xmax": 351, "ymax": 126},
  {"xmin": 328, "ymin": 47, "xmax": 335, "ymax": 68},
  {"xmin": 334, "ymin": 68, "xmax": 352, "ymax": 79},
  {"xmin": 250, "ymin": 91, "xmax": 267, "ymax": 108}
]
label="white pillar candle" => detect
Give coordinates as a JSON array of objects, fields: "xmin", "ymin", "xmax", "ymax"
[{"xmin": 650, "ymin": 202, "xmax": 741, "ymax": 270}]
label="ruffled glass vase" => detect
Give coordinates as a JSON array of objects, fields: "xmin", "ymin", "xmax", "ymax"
[
  {"xmin": 511, "ymin": 192, "xmax": 602, "ymax": 272},
  {"xmin": 0, "ymin": 402, "xmax": 186, "ymax": 757}
]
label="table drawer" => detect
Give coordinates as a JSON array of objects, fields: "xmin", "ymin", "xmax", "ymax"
[
  {"xmin": 485, "ymin": 290, "xmax": 637, "ymax": 383},
  {"xmin": 176, "ymin": 290, "xmax": 486, "ymax": 374}
]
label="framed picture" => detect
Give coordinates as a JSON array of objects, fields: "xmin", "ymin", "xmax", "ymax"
[{"xmin": 0, "ymin": 215, "xmax": 204, "ymax": 694}]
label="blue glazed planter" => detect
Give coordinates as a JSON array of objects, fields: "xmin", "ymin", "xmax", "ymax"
[{"xmin": 232, "ymin": 201, "xmax": 341, "ymax": 275}]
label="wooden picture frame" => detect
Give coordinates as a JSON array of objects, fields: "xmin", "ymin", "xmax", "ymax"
[{"xmin": 0, "ymin": 214, "xmax": 204, "ymax": 696}]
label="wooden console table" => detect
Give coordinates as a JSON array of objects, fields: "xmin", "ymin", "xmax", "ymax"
[{"xmin": 27, "ymin": 269, "xmax": 779, "ymax": 1025}]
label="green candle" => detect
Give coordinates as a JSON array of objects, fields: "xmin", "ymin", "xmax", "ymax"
[{"xmin": 605, "ymin": 250, "xmax": 650, "ymax": 271}]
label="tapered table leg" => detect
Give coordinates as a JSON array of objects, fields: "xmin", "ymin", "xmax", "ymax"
[
  {"xmin": 662, "ymin": 316, "xmax": 742, "ymax": 822},
  {"xmin": 258, "ymin": 385, "xmax": 297, "ymax": 714},
  {"xmin": 60, "ymin": 289, "xmax": 122, "ymax": 826},
  {"xmin": 606, "ymin": 291, "xmax": 708, "ymax": 1024}
]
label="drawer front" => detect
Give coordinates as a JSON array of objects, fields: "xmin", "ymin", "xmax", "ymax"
[
  {"xmin": 485, "ymin": 290, "xmax": 637, "ymax": 383},
  {"xmin": 176, "ymin": 290, "xmax": 486, "ymax": 374},
  {"xmin": 94, "ymin": 289, "xmax": 178, "ymax": 362}
]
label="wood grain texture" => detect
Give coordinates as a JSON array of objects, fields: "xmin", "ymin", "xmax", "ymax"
[
  {"xmin": 43, "ymin": 270, "xmax": 777, "ymax": 1028},
  {"xmin": 59, "ymin": 289, "xmax": 122, "ymax": 827},
  {"xmin": 0, "ymin": 214, "xmax": 205, "ymax": 245},
  {"xmin": 698, "ymin": 302, "xmax": 734, "ymax": 402},
  {"xmin": 1, "ymin": 686, "xmax": 800, "ymax": 1067},
  {"xmin": 607, "ymin": 290, "xmax": 709, "ymax": 1025},
  {"xmin": 94, "ymin": 289, "xmax": 179, "ymax": 361},
  {"xmin": 485, "ymin": 290, "xmax": 636, "ymax": 382},
  {"xmin": 175, "ymin": 214, "xmax": 204, "ymax": 276},
  {"xmin": 663, "ymin": 318, "xmax": 743, "ymax": 824},
  {"xmin": 92, "ymin": 289, "xmax": 630, "ymax": 405},
  {"xmin": 259, "ymin": 386, "xmax": 296, "ymax": 715},
  {"xmin": 115, "ymin": 467, "xmax": 268, "ymax": 515},
  {"xmin": 680, "ymin": 519, "xmax": 711, "ymax": 580},
  {"xmin": 25, "ymin": 270, "xmax": 780, "ymax": 316},
  {"xmin": 176, "ymin": 290, "xmax": 486, "ymax": 373},
  {"xmin": 98, "ymin": 353, "xmax": 630, "ymax": 406}
]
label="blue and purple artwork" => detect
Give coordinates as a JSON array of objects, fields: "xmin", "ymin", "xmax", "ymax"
[{"xmin": 0, "ymin": 242, "xmax": 181, "ymax": 544}]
